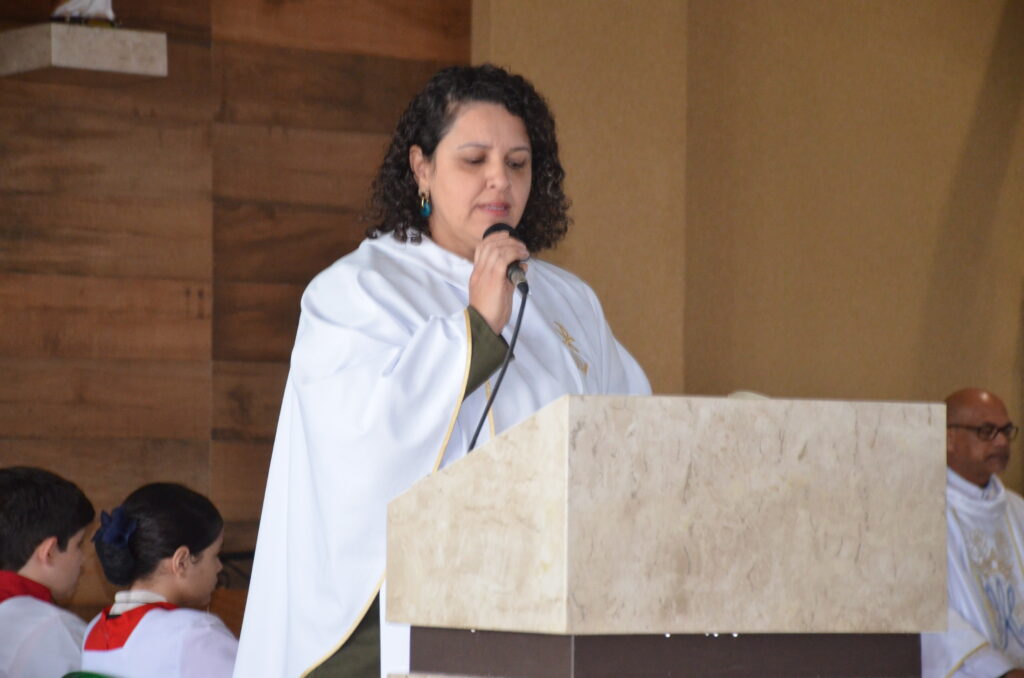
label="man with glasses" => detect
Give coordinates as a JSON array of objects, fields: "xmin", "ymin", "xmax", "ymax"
[{"xmin": 922, "ymin": 388, "xmax": 1023, "ymax": 678}]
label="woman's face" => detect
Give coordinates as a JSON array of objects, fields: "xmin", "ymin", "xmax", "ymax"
[
  {"xmin": 411, "ymin": 102, "xmax": 532, "ymax": 260},
  {"xmin": 181, "ymin": 530, "xmax": 223, "ymax": 608}
]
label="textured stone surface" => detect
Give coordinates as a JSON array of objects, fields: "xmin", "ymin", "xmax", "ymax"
[
  {"xmin": 0, "ymin": 24, "xmax": 166, "ymax": 78},
  {"xmin": 387, "ymin": 395, "xmax": 946, "ymax": 634}
]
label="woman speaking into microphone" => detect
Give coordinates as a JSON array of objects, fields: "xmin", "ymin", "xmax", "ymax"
[{"xmin": 234, "ymin": 64, "xmax": 650, "ymax": 678}]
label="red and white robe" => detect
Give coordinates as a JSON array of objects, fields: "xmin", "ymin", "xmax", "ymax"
[
  {"xmin": 0, "ymin": 570, "xmax": 85, "ymax": 677},
  {"xmin": 82, "ymin": 590, "xmax": 237, "ymax": 678}
]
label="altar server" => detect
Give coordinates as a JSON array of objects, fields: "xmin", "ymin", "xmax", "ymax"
[
  {"xmin": 922, "ymin": 388, "xmax": 1024, "ymax": 678},
  {"xmin": 82, "ymin": 483, "xmax": 237, "ymax": 678},
  {"xmin": 234, "ymin": 64, "xmax": 651, "ymax": 678},
  {"xmin": 0, "ymin": 466, "xmax": 94, "ymax": 678}
]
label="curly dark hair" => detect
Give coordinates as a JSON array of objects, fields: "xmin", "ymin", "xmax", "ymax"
[{"xmin": 365, "ymin": 63, "xmax": 571, "ymax": 253}]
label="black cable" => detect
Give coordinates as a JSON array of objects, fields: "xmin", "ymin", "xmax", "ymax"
[{"xmin": 468, "ymin": 280, "xmax": 529, "ymax": 451}]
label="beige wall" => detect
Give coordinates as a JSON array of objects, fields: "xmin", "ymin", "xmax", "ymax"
[
  {"xmin": 473, "ymin": 0, "xmax": 1024, "ymax": 488},
  {"xmin": 473, "ymin": 0, "xmax": 688, "ymax": 395},
  {"xmin": 686, "ymin": 0, "xmax": 1024, "ymax": 485}
]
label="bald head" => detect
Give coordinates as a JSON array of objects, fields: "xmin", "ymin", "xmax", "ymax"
[
  {"xmin": 946, "ymin": 388, "xmax": 1007, "ymax": 421},
  {"xmin": 945, "ymin": 388, "xmax": 1014, "ymax": 487}
]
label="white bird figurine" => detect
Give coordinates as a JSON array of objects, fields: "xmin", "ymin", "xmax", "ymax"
[{"xmin": 51, "ymin": 0, "xmax": 115, "ymax": 22}]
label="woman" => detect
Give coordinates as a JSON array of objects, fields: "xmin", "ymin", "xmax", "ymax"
[
  {"xmin": 234, "ymin": 64, "xmax": 650, "ymax": 678},
  {"xmin": 83, "ymin": 483, "xmax": 236, "ymax": 677}
]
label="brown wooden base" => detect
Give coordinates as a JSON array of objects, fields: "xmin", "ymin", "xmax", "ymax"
[{"xmin": 410, "ymin": 627, "xmax": 920, "ymax": 678}]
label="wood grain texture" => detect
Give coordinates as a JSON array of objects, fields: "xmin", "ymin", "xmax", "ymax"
[
  {"xmin": 7, "ymin": 69, "xmax": 173, "ymax": 90},
  {"xmin": 0, "ymin": 0, "xmax": 474, "ymax": 618},
  {"xmin": 212, "ymin": 0, "xmax": 470, "ymax": 63},
  {"xmin": 0, "ymin": 35, "xmax": 214, "ymax": 123},
  {"xmin": 212, "ymin": 360, "xmax": 288, "ymax": 441},
  {"xmin": 214, "ymin": 199, "xmax": 360, "ymax": 284},
  {"xmin": 68, "ymin": 556, "xmax": 115, "ymax": 625},
  {"xmin": 112, "ymin": 0, "xmax": 211, "ymax": 38},
  {"xmin": 0, "ymin": 194, "xmax": 212, "ymax": 280},
  {"xmin": 0, "ymin": 438, "xmax": 210, "ymax": 508},
  {"xmin": 0, "ymin": 3, "xmax": 51, "ymax": 26},
  {"xmin": 0, "ymin": 106, "xmax": 211, "ymax": 199},
  {"xmin": 210, "ymin": 440, "xmax": 272, "ymax": 522},
  {"xmin": 209, "ymin": 588, "xmax": 247, "ymax": 637},
  {"xmin": 213, "ymin": 282, "xmax": 302, "ymax": 362},
  {"xmin": 0, "ymin": 358, "xmax": 211, "ymax": 439},
  {"xmin": 212, "ymin": 122, "xmax": 386, "ymax": 208},
  {"xmin": 0, "ymin": 273, "xmax": 211, "ymax": 360},
  {"xmin": 213, "ymin": 40, "xmax": 445, "ymax": 133},
  {"xmin": 221, "ymin": 520, "xmax": 258, "ymax": 554}
]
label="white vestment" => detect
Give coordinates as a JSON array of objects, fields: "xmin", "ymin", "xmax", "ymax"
[
  {"xmin": 922, "ymin": 469, "xmax": 1024, "ymax": 677},
  {"xmin": 234, "ymin": 234, "xmax": 650, "ymax": 678},
  {"xmin": 0, "ymin": 595, "xmax": 85, "ymax": 678},
  {"xmin": 82, "ymin": 604, "xmax": 237, "ymax": 678}
]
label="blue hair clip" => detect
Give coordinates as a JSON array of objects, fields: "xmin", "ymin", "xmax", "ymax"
[{"xmin": 92, "ymin": 506, "xmax": 138, "ymax": 547}]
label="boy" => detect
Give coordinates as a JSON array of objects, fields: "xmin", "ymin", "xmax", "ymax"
[{"xmin": 0, "ymin": 466, "xmax": 95, "ymax": 677}]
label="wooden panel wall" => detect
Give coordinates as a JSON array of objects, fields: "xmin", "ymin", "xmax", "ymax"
[
  {"xmin": 0, "ymin": 0, "xmax": 469, "ymax": 623},
  {"xmin": 0, "ymin": 0, "xmax": 214, "ymax": 616}
]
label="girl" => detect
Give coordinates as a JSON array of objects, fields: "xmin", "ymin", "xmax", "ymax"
[{"xmin": 82, "ymin": 483, "xmax": 237, "ymax": 677}]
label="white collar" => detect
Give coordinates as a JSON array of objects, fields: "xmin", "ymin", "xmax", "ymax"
[
  {"xmin": 947, "ymin": 466, "xmax": 1002, "ymax": 501},
  {"xmin": 370, "ymin": 233, "xmax": 474, "ymax": 288},
  {"xmin": 110, "ymin": 588, "xmax": 169, "ymax": 615}
]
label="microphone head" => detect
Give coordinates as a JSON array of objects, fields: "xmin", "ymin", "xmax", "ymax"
[
  {"xmin": 508, "ymin": 266, "xmax": 528, "ymax": 288},
  {"xmin": 483, "ymin": 223, "xmax": 514, "ymax": 238},
  {"xmin": 482, "ymin": 222, "xmax": 528, "ymax": 290}
]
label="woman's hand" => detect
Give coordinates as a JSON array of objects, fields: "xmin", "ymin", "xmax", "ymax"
[{"xmin": 468, "ymin": 229, "xmax": 529, "ymax": 334}]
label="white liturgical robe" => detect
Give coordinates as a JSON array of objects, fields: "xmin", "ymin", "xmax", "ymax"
[
  {"xmin": 0, "ymin": 595, "xmax": 85, "ymax": 678},
  {"xmin": 233, "ymin": 234, "xmax": 650, "ymax": 678},
  {"xmin": 82, "ymin": 600, "xmax": 237, "ymax": 678},
  {"xmin": 922, "ymin": 469, "xmax": 1024, "ymax": 677}
]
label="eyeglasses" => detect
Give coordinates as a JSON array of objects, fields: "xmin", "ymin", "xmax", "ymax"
[{"xmin": 947, "ymin": 423, "xmax": 1020, "ymax": 442}]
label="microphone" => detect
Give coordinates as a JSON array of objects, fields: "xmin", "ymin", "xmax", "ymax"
[
  {"xmin": 469, "ymin": 224, "xmax": 531, "ymax": 452},
  {"xmin": 483, "ymin": 223, "xmax": 528, "ymax": 289}
]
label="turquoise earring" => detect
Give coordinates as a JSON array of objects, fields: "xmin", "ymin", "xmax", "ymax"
[{"xmin": 419, "ymin": 190, "xmax": 432, "ymax": 218}]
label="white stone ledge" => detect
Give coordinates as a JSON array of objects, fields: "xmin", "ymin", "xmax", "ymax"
[{"xmin": 0, "ymin": 23, "xmax": 166, "ymax": 80}]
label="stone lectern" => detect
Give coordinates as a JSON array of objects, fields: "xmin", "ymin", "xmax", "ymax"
[{"xmin": 387, "ymin": 395, "xmax": 946, "ymax": 677}]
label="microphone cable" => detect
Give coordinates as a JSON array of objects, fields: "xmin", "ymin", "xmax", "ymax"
[{"xmin": 468, "ymin": 279, "xmax": 528, "ymax": 452}]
